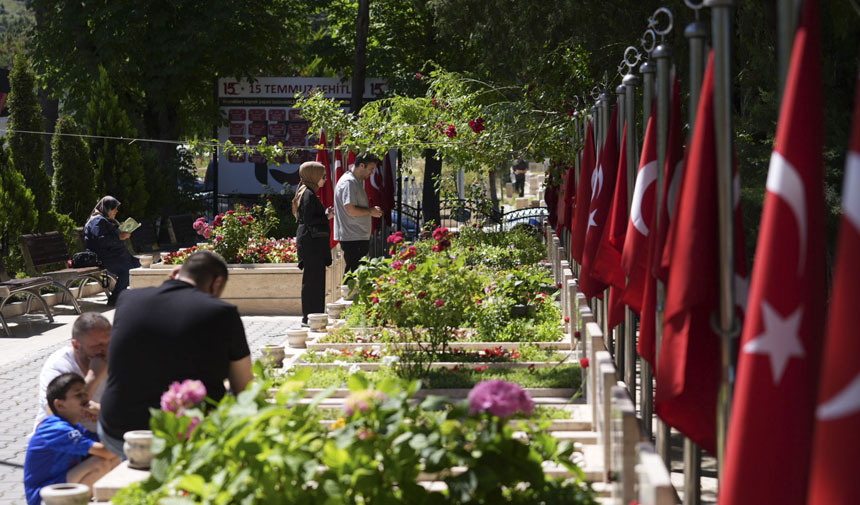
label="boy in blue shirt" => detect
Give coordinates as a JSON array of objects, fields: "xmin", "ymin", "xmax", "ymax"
[{"xmin": 24, "ymin": 373, "xmax": 119, "ymax": 505}]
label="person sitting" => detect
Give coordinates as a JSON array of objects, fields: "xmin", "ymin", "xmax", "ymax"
[
  {"xmin": 24, "ymin": 373, "xmax": 119, "ymax": 505},
  {"xmin": 83, "ymin": 196, "xmax": 141, "ymax": 305},
  {"xmin": 98, "ymin": 250, "xmax": 252, "ymax": 457},
  {"xmin": 33, "ymin": 312, "xmax": 111, "ymax": 434}
]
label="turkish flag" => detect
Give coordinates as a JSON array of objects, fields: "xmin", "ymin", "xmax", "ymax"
[
  {"xmin": 591, "ymin": 123, "xmax": 628, "ymax": 329},
  {"xmin": 561, "ymin": 161, "xmax": 577, "ymax": 229},
  {"xmin": 720, "ymin": 2, "xmax": 826, "ymax": 504},
  {"xmin": 570, "ymin": 121, "xmax": 596, "ymax": 261},
  {"xmin": 579, "ymin": 106, "xmax": 619, "ymax": 298},
  {"xmin": 334, "ymin": 135, "xmax": 346, "ymax": 185},
  {"xmin": 636, "ymin": 79, "xmax": 684, "ymax": 368},
  {"xmin": 621, "ymin": 108, "xmax": 658, "ymax": 314},
  {"xmin": 315, "ymin": 131, "xmax": 334, "ymax": 209},
  {"xmin": 365, "ymin": 157, "xmax": 383, "ymax": 234},
  {"xmin": 655, "ymin": 53, "xmax": 749, "ymax": 455},
  {"xmin": 805, "ymin": 67, "xmax": 860, "ymax": 505}
]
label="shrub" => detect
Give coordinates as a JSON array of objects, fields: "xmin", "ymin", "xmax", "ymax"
[
  {"xmin": 0, "ymin": 143, "xmax": 37, "ymax": 274},
  {"xmin": 52, "ymin": 116, "xmax": 96, "ymax": 223}
]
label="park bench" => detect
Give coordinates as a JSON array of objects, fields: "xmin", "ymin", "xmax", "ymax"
[
  {"xmin": 166, "ymin": 214, "xmax": 199, "ymax": 249},
  {"xmin": 0, "ymin": 255, "xmax": 55, "ymax": 336},
  {"xmin": 19, "ymin": 232, "xmax": 112, "ymax": 311}
]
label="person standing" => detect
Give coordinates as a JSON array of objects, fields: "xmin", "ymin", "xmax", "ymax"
[
  {"xmin": 333, "ymin": 152, "xmax": 383, "ymax": 276},
  {"xmin": 293, "ymin": 161, "xmax": 333, "ymax": 326},
  {"xmin": 33, "ymin": 312, "xmax": 112, "ymax": 434},
  {"xmin": 98, "ymin": 250, "xmax": 252, "ymax": 457},
  {"xmin": 84, "ymin": 196, "xmax": 140, "ymax": 305},
  {"xmin": 513, "ymin": 159, "xmax": 528, "ymax": 197}
]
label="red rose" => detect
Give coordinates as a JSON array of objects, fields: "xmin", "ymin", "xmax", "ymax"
[
  {"xmin": 580, "ymin": 357, "xmax": 589, "ymax": 369},
  {"xmin": 434, "ymin": 299, "xmax": 444, "ymax": 307},
  {"xmin": 407, "ymin": 264, "xmax": 416, "ymax": 272},
  {"xmin": 564, "ymin": 316, "xmax": 570, "ymax": 323},
  {"xmin": 227, "ymin": 210, "xmax": 234, "ymax": 215},
  {"xmin": 418, "ymin": 291, "xmax": 426, "ymax": 299},
  {"xmin": 574, "ymin": 331, "xmax": 581, "ymax": 340}
]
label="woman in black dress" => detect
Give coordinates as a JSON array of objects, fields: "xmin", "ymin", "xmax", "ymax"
[
  {"xmin": 292, "ymin": 161, "xmax": 333, "ymax": 326},
  {"xmin": 83, "ymin": 196, "xmax": 141, "ymax": 305}
]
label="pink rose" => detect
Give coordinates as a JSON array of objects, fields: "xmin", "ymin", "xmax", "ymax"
[
  {"xmin": 468, "ymin": 380, "xmax": 534, "ymax": 417},
  {"xmin": 434, "ymin": 299, "xmax": 444, "ymax": 307}
]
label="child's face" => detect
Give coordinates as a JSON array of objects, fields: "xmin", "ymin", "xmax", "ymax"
[{"xmin": 54, "ymin": 383, "xmax": 90, "ymax": 424}]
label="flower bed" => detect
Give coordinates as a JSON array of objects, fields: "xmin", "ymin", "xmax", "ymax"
[{"xmin": 298, "ymin": 344, "xmax": 567, "ymax": 364}]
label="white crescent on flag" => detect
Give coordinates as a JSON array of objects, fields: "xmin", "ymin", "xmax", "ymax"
[
  {"xmin": 766, "ymin": 151, "xmax": 807, "ymax": 275},
  {"xmin": 817, "ymin": 373, "xmax": 860, "ymax": 420},
  {"xmin": 630, "ymin": 160, "xmax": 657, "ymax": 235},
  {"xmin": 591, "ymin": 164, "xmax": 604, "ymax": 201}
]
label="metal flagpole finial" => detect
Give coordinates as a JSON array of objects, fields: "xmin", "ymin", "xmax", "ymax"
[
  {"xmin": 591, "ymin": 86, "xmax": 601, "ymax": 101},
  {"xmin": 685, "ymin": 0, "xmax": 706, "ymax": 19},
  {"xmin": 624, "ymin": 46, "xmax": 643, "ymax": 70},
  {"xmin": 649, "ymin": 7, "xmax": 674, "ymax": 40},
  {"xmin": 641, "ymin": 28, "xmax": 658, "ymax": 57}
]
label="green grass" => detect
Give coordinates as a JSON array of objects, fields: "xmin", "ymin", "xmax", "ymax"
[{"xmin": 287, "ymin": 364, "xmax": 581, "ymax": 390}]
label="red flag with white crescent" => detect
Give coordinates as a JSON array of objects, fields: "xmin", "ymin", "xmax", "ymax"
[
  {"xmin": 621, "ymin": 107, "xmax": 658, "ymax": 314},
  {"xmin": 315, "ymin": 131, "xmax": 333, "ymax": 208},
  {"xmin": 806, "ymin": 66, "xmax": 860, "ymax": 505},
  {"xmin": 591, "ymin": 122, "xmax": 628, "ymax": 329},
  {"xmin": 721, "ymin": 2, "xmax": 826, "ymax": 503},
  {"xmin": 656, "ymin": 53, "xmax": 748, "ymax": 454},
  {"xmin": 579, "ymin": 106, "xmax": 619, "ymax": 298},
  {"xmin": 570, "ymin": 121, "xmax": 596, "ymax": 261}
]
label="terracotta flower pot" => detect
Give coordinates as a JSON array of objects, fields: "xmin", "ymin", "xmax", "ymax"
[{"xmin": 123, "ymin": 430, "xmax": 154, "ymax": 469}]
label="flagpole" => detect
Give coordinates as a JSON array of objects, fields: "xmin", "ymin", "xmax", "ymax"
[
  {"xmin": 614, "ymin": 82, "xmax": 627, "ymax": 377},
  {"xmin": 777, "ymin": 0, "xmax": 798, "ymax": 103},
  {"xmin": 653, "ymin": 6, "xmax": 673, "ymax": 467},
  {"xmin": 573, "ymin": 108, "xmax": 581, "ymax": 278},
  {"xmin": 683, "ymin": 5, "xmax": 708, "ymax": 503},
  {"xmin": 622, "ymin": 49, "xmax": 640, "ymax": 406},
  {"xmin": 638, "ymin": 38, "xmax": 656, "ymax": 440},
  {"xmin": 705, "ymin": 0, "xmax": 738, "ymax": 480},
  {"xmin": 598, "ymin": 90, "xmax": 611, "ymax": 345}
]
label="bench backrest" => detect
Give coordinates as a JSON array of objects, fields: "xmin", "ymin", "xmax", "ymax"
[
  {"xmin": 167, "ymin": 214, "xmax": 198, "ymax": 248},
  {"xmin": 19, "ymin": 232, "xmax": 69, "ymax": 274}
]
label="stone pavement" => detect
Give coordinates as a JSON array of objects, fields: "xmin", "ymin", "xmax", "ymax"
[{"xmin": 0, "ymin": 295, "xmax": 301, "ymax": 505}]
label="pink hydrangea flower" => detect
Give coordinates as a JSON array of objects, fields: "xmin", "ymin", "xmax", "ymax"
[
  {"xmin": 468, "ymin": 380, "xmax": 535, "ymax": 418},
  {"xmin": 160, "ymin": 379, "xmax": 207, "ymax": 414},
  {"xmin": 344, "ymin": 389, "xmax": 387, "ymax": 416}
]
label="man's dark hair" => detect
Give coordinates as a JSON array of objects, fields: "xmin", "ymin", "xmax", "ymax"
[
  {"xmin": 46, "ymin": 373, "xmax": 85, "ymax": 415},
  {"xmin": 354, "ymin": 152, "xmax": 381, "ymax": 167},
  {"xmin": 71, "ymin": 312, "xmax": 111, "ymax": 341},
  {"xmin": 179, "ymin": 250, "xmax": 229, "ymax": 289}
]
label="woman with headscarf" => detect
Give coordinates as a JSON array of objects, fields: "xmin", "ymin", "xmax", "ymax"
[
  {"xmin": 292, "ymin": 161, "xmax": 333, "ymax": 326},
  {"xmin": 84, "ymin": 196, "xmax": 141, "ymax": 305}
]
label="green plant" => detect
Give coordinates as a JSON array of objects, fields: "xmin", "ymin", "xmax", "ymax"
[
  {"xmin": 7, "ymin": 53, "xmax": 51, "ymax": 232},
  {"xmin": 0, "ymin": 143, "xmax": 37, "ymax": 275},
  {"xmin": 84, "ymin": 66, "xmax": 148, "ymax": 218},
  {"xmin": 52, "ymin": 116, "xmax": 96, "ymax": 223},
  {"xmin": 187, "ymin": 202, "xmax": 281, "ymax": 264}
]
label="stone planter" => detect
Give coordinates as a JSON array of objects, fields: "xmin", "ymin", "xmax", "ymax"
[
  {"xmin": 40, "ymin": 483, "xmax": 90, "ymax": 505},
  {"xmin": 307, "ymin": 313, "xmax": 328, "ymax": 331},
  {"xmin": 261, "ymin": 344, "xmax": 286, "ymax": 368},
  {"xmin": 123, "ymin": 430, "xmax": 154, "ymax": 469},
  {"xmin": 340, "ymin": 284, "xmax": 354, "ymax": 300},
  {"xmin": 326, "ymin": 302, "xmax": 346, "ymax": 319},
  {"xmin": 286, "ymin": 329, "xmax": 309, "ymax": 348},
  {"xmin": 130, "ymin": 256, "xmax": 343, "ymax": 315}
]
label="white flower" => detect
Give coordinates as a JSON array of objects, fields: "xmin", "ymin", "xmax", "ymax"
[
  {"xmin": 334, "ymin": 360, "xmax": 347, "ymax": 366},
  {"xmin": 355, "ymin": 346, "xmax": 363, "ymax": 353},
  {"xmin": 381, "ymin": 355, "xmax": 400, "ymax": 366},
  {"xmin": 348, "ymin": 364, "xmax": 362, "ymax": 375}
]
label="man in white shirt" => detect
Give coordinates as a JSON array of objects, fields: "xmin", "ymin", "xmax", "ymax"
[
  {"xmin": 333, "ymin": 152, "xmax": 383, "ymax": 276},
  {"xmin": 33, "ymin": 312, "xmax": 111, "ymax": 434}
]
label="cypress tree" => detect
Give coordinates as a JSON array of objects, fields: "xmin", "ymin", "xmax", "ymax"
[
  {"xmin": 84, "ymin": 67, "xmax": 148, "ymax": 218},
  {"xmin": 7, "ymin": 54, "xmax": 52, "ymax": 231},
  {"xmin": 52, "ymin": 116, "xmax": 96, "ymax": 223},
  {"xmin": 0, "ymin": 144, "xmax": 38, "ymax": 273}
]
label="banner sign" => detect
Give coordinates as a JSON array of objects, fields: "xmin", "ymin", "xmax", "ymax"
[{"xmin": 216, "ymin": 77, "xmax": 386, "ymax": 194}]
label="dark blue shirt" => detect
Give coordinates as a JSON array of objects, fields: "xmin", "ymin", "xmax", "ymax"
[
  {"xmin": 24, "ymin": 415, "xmax": 97, "ymax": 505},
  {"xmin": 84, "ymin": 215, "xmax": 127, "ymax": 263}
]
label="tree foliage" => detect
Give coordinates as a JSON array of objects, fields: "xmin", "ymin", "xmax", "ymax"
[
  {"xmin": 0, "ymin": 143, "xmax": 37, "ymax": 273},
  {"xmin": 52, "ymin": 116, "xmax": 96, "ymax": 223},
  {"xmin": 7, "ymin": 53, "xmax": 52, "ymax": 231},
  {"xmin": 84, "ymin": 67, "xmax": 148, "ymax": 219}
]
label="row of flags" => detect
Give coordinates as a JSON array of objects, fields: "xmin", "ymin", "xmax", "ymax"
[
  {"xmin": 554, "ymin": 0, "xmax": 857, "ymax": 502},
  {"xmin": 314, "ymin": 131, "xmax": 397, "ymax": 249}
]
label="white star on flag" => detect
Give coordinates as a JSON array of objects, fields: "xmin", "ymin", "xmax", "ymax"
[
  {"xmin": 587, "ymin": 209, "xmax": 597, "ymax": 230},
  {"xmin": 743, "ymin": 301, "xmax": 805, "ymax": 385}
]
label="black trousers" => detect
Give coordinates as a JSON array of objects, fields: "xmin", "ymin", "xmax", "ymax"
[
  {"xmin": 340, "ymin": 240, "xmax": 370, "ymax": 278},
  {"xmin": 301, "ymin": 261, "xmax": 326, "ymax": 322}
]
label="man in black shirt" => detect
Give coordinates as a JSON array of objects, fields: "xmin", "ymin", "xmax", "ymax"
[{"xmin": 98, "ymin": 251, "xmax": 252, "ymax": 456}]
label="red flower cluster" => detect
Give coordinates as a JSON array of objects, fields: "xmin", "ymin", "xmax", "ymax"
[
  {"xmin": 391, "ymin": 260, "xmax": 403, "ymax": 270},
  {"xmin": 386, "ymin": 231, "xmax": 404, "ymax": 245},
  {"xmin": 434, "ymin": 299, "xmax": 445, "ymax": 307},
  {"xmin": 580, "ymin": 357, "xmax": 589, "ymax": 369},
  {"xmin": 444, "ymin": 124, "xmax": 457, "ymax": 138},
  {"xmin": 407, "ymin": 264, "xmax": 416, "ymax": 272},
  {"xmin": 468, "ymin": 117, "xmax": 486, "ymax": 134},
  {"xmin": 400, "ymin": 246, "xmax": 417, "ymax": 260},
  {"xmin": 475, "ymin": 365, "xmax": 489, "ymax": 372},
  {"xmin": 431, "ymin": 227, "xmax": 452, "ymax": 252}
]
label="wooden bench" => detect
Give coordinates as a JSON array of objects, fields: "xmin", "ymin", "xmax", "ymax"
[
  {"xmin": 19, "ymin": 232, "xmax": 112, "ymax": 311},
  {"xmin": 166, "ymin": 214, "xmax": 199, "ymax": 249},
  {"xmin": 0, "ymin": 256, "xmax": 55, "ymax": 335}
]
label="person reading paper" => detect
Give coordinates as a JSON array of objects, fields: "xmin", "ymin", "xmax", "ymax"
[{"xmin": 83, "ymin": 196, "xmax": 141, "ymax": 305}]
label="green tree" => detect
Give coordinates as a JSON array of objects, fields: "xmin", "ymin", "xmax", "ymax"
[
  {"xmin": 84, "ymin": 67, "xmax": 148, "ymax": 219},
  {"xmin": 0, "ymin": 143, "xmax": 37, "ymax": 274},
  {"xmin": 52, "ymin": 116, "xmax": 96, "ymax": 223},
  {"xmin": 7, "ymin": 53, "xmax": 52, "ymax": 231}
]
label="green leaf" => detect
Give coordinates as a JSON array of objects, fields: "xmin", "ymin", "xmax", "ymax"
[
  {"xmin": 347, "ymin": 371, "xmax": 370, "ymax": 392},
  {"xmin": 177, "ymin": 474, "xmax": 206, "ymax": 496}
]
